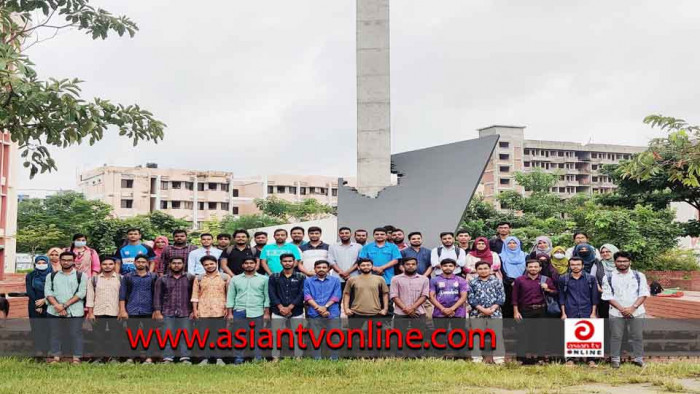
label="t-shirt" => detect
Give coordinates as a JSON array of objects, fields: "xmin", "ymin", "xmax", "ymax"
[
  {"xmin": 358, "ymin": 242, "xmax": 402, "ymax": 285},
  {"xmin": 221, "ymin": 246, "xmax": 258, "ymax": 276},
  {"xmin": 299, "ymin": 242, "xmax": 330, "ymax": 274},
  {"xmin": 116, "ymin": 243, "xmax": 155, "ymax": 274},
  {"xmin": 260, "ymin": 243, "xmax": 302, "ymax": 274},
  {"xmin": 343, "ymin": 275, "xmax": 389, "ymax": 316},
  {"xmin": 430, "ymin": 274, "xmax": 469, "ymax": 318}
]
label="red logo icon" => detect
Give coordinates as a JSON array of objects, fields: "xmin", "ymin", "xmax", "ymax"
[{"xmin": 574, "ymin": 320, "xmax": 595, "ymax": 341}]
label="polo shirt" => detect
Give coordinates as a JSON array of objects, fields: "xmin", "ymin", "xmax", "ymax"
[
  {"xmin": 303, "ymin": 276, "xmax": 341, "ymax": 318},
  {"xmin": 120, "ymin": 272, "xmax": 156, "ymax": 316},
  {"xmin": 430, "ymin": 274, "xmax": 469, "ymax": 318},
  {"xmin": 187, "ymin": 247, "xmax": 223, "ymax": 275},
  {"xmin": 226, "ymin": 273, "xmax": 270, "ymax": 318},
  {"xmin": 116, "ymin": 243, "xmax": 156, "ymax": 274},
  {"xmin": 260, "ymin": 243, "xmax": 302, "ymax": 274},
  {"xmin": 390, "ymin": 273, "xmax": 430, "ymax": 316},
  {"xmin": 328, "ymin": 242, "xmax": 362, "ymax": 281},
  {"xmin": 299, "ymin": 242, "xmax": 330, "ymax": 274},
  {"xmin": 512, "ymin": 274, "xmax": 557, "ymax": 309},
  {"xmin": 400, "ymin": 247, "xmax": 432, "ymax": 275},
  {"xmin": 221, "ymin": 246, "xmax": 258, "ymax": 276},
  {"xmin": 557, "ymin": 273, "xmax": 599, "ymax": 318},
  {"xmin": 358, "ymin": 242, "xmax": 402, "ymax": 285}
]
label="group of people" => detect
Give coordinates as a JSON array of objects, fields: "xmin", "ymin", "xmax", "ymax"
[{"xmin": 24, "ymin": 223, "xmax": 649, "ymax": 368}]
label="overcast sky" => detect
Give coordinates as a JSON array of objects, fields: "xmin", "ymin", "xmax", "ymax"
[{"xmin": 18, "ymin": 0, "xmax": 700, "ymax": 192}]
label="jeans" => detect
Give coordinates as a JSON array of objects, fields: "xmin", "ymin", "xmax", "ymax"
[
  {"xmin": 30, "ymin": 317, "xmax": 51, "ymax": 356},
  {"xmin": 271, "ymin": 314, "xmax": 304, "ymax": 358},
  {"xmin": 126, "ymin": 315, "xmax": 155, "ymax": 359},
  {"xmin": 163, "ymin": 317, "xmax": 192, "ymax": 360},
  {"xmin": 610, "ymin": 315, "xmax": 645, "ymax": 362},
  {"xmin": 516, "ymin": 306, "xmax": 546, "ymax": 358},
  {"xmin": 49, "ymin": 315, "xmax": 83, "ymax": 358},
  {"xmin": 195, "ymin": 317, "xmax": 227, "ymax": 359},
  {"xmin": 232, "ymin": 310, "xmax": 264, "ymax": 361},
  {"xmin": 307, "ymin": 317, "xmax": 340, "ymax": 360},
  {"xmin": 92, "ymin": 315, "xmax": 120, "ymax": 357}
]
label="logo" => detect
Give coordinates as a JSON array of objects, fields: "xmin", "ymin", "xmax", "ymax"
[{"xmin": 564, "ymin": 319, "xmax": 604, "ymax": 358}]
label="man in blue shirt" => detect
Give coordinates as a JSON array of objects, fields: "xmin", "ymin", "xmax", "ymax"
[
  {"xmin": 303, "ymin": 260, "xmax": 341, "ymax": 360},
  {"xmin": 118, "ymin": 255, "xmax": 157, "ymax": 364},
  {"xmin": 359, "ymin": 227, "xmax": 401, "ymax": 286},
  {"xmin": 115, "ymin": 228, "xmax": 155, "ymax": 274},
  {"xmin": 400, "ymin": 232, "xmax": 433, "ymax": 277},
  {"xmin": 260, "ymin": 229, "xmax": 302, "ymax": 275},
  {"xmin": 559, "ymin": 256, "xmax": 600, "ymax": 367}
]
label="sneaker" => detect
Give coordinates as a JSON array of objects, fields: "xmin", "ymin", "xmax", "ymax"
[
  {"xmin": 611, "ymin": 361, "xmax": 620, "ymax": 369},
  {"xmin": 124, "ymin": 358, "xmax": 134, "ymax": 364},
  {"xmin": 565, "ymin": 360, "xmax": 575, "ymax": 367},
  {"xmin": 143, "ymin": 359, "xmax": 153, "ymax": 365},
  {"xmin": 215, "ymin": 359, "xmax": 226, "ymax": 366},
  {"xmin": 588, "ymin": 360, "xmax": 598, "ymax": 368},
  {"xmin": 198, "ymin": 359, "xmax": 209, "ymax": 366},
  {"xmin": 632, "ymin": 360, "xmax": 644, "ymax": 368},
  {"xmin": 180, "ymin": 358, "xmax": 192, "ymax": 365},
  {"xmin": 234, "ymin": 357, "xmax": 244, "ymax": 365},
  {"xmin": 162, "ymin": 358, "xmax": 173, "ymax": 364}
]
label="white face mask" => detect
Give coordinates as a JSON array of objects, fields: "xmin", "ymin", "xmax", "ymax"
[
  {"xmin": 35, "ymin": 263, "xmax": 49, "ymax": 271},
  {"xmin": 74, "ymin": 241, "xmax": 87, "ymax": 248},
  {"xmin": 553, "ymin": 253, "xmax": 565, "ymax": 259}
]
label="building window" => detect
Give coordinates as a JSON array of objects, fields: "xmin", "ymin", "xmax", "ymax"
[
  {"xmin": 221, "ymin": 203, "xmax": 229, "ymax": 211},
  {"xmin": 524, "ymin": 162, "xmax": 530, "ymax": 167},
  {"xmin": 232, "ymin": 188, "xmax": 239, "ymax": 197},
  {"xmin": 524, "ymin": 149, "xmax": 530, "ymax": 155},
  {"xmin": 221, "ymin": 183, "xmax": 229, "ymax": 192},
  {"xmin": 300, "ymin": 187, "xmax": 307, "ymax": 195},
  {"xmin": 171, "ymin": 201, "xmax": 181, "ymax": 209},
  {"xmin": 592, "ymin": 165, "xmax": 598, "ymax": 170},
  {"xmin": 198, "ymin": 183, "xmax": 205, "ymax": 191},
  {"xmin": 121, "ymin": 179, "xmax": 134, "ymax": 189},
  {"xmin": 332, "ymin": 188, "xmax": 338, "ymax": 197},
  {"xmin": 267, "ymin": 186, "xmax": 274, "ymax": 194},
  {"xmin": 499, "ymin": 166, "xmax": 509, "ymax": 173},
  {"xmin": 499, "ymin": 153, "xmax": 509, "ymax": 160},
  {"xmin": 591, "ymin": 153, "xmax": 597, "ymax": 159},
  {"xmin": 232, "ymin": 206, "xmax": 239, "ymax": 215},
  {"xmin": 559, "ymin": 187, "xmax": 565, "ymax": 193},
  {"xmin": 320, "ymin": 187, "xmax": 327, "ymax": 194},
  {"xmin": 592, "ymin": 177, "xmax": 598, "ymax": 182},
  {"xmin": 184, "ymin": 201, "xmax": 193, "ymax": 209},
  {"xmin": 499, "ymin": 141, "xmax": 509, "ymax": 148},
  {"xmin": 277, "ymin": 186, "xmax": 286, "ymax": 194},
  {"xmin": 160, "ymin": 200, "xmax": 168, "ymax": 209},
  {"xmin": 121, "ymin": 199, "xmax": 133, "ymax": 209},
  {"xmin": 208, "ymin": 183, "xmax": 217, "ymax": 191},
  {"xmin": 185, "ymin": 182, "xmax": 194, "ymax": 190},
  {"xmin": 172, "ymin": 181, "xmax": 181, "ymax": 189},
  {"xmin": 208, "ymin": 202, "xmax": 217, "ymax": 210},
  {"xmin": 198, "ymin": 202, "xmax": 205, "ymax": 210},
  {"xmin": 289, "ymin": 186, "xmax": 297, "ymax": 194},
  {"xmin": 499, "ymin": 178, "xmax": 510, "ymax": 185}
]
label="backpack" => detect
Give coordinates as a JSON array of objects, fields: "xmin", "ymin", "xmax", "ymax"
[
  {"xmin": 561, "ymin": 272, "xmax": 595, "ymax": 304},
  {"xmin": 50, "ymin": 271, "xmax": 83, "ymax": 296},
  {"xmin": 606, "ymin": 270, "xmax": 641, "ymax": 297},
  {"xmin": 437, "ymin": 246, "xmax": 461, "ymax": 259}
]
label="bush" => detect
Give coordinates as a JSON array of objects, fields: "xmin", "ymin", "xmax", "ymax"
[{"xmin": 645, "ymin": 248, "xmax": 700, "ymax": 271}]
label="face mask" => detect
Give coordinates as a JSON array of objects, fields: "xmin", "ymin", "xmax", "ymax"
[
  {"xmin": 35, "ymin": 263, "xmax": 49, "ymax": 271},
  {"xmin": 553, "ymin": 253, "xmax": 565, "ymax": 259},
  {"xmin": 74, "ymin": 241, "xmax": 87, "ymax": 248}
]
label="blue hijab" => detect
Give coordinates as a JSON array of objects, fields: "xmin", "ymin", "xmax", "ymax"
[
  {"xmin": 499, "ymin": 236, "xmax": 527, "ymax": 279},
  {"xmin": 573, "ymin": 243, "xmax": 597, "ymax": 273},
  {"xmin": 28, "ymin": 255, "xmax": 52, "ymax": 297}
]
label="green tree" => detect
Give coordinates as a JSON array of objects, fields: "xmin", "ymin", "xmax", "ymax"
[
  {"xmin": 1, "ymin": 0, "xmax": 165, "ymax": 177},
  {"xmin": 254, "ymin": 196, "xmax": 334, "ymax": 222},
  {"xmin": 16, "ymin": 223, "xmax": 64, "ymax": 255},
  {"xmin": 220, "ymin": 214, "xmax": 285, "ymax": 232},
  {"xmin": 617, "ymin": 115, "xmax": 700, "ymax": 209},
  {"xmin": 513, "ymin": 168, "xmax": 558, "ymax": 193}
]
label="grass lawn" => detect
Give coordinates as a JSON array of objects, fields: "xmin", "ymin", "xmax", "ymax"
[{"xmin": 0, "ymin": 358, "xmax": 699, "ymax": 393}]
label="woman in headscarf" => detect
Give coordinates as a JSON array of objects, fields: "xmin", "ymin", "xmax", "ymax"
[
  {"xmin": 550, "ymin": 246, "xmax": 569, "ymax": 274},
  {"xmin": 47, "ymin": 247, "xmax": 63, "ymax": 272},
  {"xmin": 66, "ymin": 233, "xmax": 100, "ymax": 277},
  {"xmin": 535, "ymin": 253, "xmax": 560, "ymax": 282},
  {"xmin": 499, "ymin": 236, "xmax": 527, "ymax": 318},
  {"xmin": 152, "ymin": 236, "xmax": 170, "ymax": 273},
  {"xmin": 599, "ymin": 244, "xmax": 619, "ymax": 275},
  {"xmin": 465, "ymin": 236, "xmax": 502, "ymax": 281},
  {"xmin": 573, "ymin": 243, "xmax": 604, "ymax": 286},
  {"xmin": 528, "ymin": 236, "xmax": 553, "ymax": 260},
  {"xmin": 25, "ymin": 255, "xmax": 52, "ymax": 358}
]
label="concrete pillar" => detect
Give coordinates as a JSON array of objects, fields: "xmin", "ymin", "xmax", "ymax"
[{"xmin": 357, "ymin": 0, "xmax": 392, "ymax": 197}]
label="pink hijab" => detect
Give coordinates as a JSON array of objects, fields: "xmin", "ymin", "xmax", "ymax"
[{"xmin": 153, "ymin": 236, "xmax": 169, "ymax": 258}]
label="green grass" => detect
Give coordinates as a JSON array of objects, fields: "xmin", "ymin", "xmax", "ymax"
[{"xmin": 0, "ymin": 358, "xmax": 698, "ymax": 393}]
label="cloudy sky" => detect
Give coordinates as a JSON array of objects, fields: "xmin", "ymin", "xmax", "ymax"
[{"xmin": 18, "ymin": 0, "xmax": 700, "ymax": 192}]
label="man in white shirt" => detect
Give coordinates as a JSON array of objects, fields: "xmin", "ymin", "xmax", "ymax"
[
  {"xmin": 601, "ymin": 250, "xmax": 650, "ymax": 369},
  {"xmin": 329, "ymin": 227, "xmax": 362, "ymax": 292},
  {"xmin": 187, "ymin": 233, "xmax": 223, "ymax": 275},
  {"xmin": 430, "ymin": 232, "xmax": 466, "ymax": 276}
]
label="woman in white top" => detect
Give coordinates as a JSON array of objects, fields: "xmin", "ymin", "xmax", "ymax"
[{"xmin": 464, "ymin": 237, "xmax": 502, "ymax": 281}]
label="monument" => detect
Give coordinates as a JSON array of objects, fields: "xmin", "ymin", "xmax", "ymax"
[{"xmin": 339, "ymin": 0, "xmax": 499, "ymax": 248}]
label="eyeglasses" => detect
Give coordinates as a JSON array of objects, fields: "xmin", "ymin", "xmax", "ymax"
[{"xmin": 60, "ymin": 259, "xmax": 74, "ymax": 263}]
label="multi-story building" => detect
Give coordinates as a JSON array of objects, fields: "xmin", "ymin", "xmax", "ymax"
[
  {"xmin": 78, "ymin": 164, "xmax": 234, "ymax": 227},
  {"xmin": 478, "ymin": 125, "xmax": 646, "ymax": 208},
  {"xmin": 232, "ymin": 175, "xmax": 356, "ymax": 216},
  {"xmin": 0, "ymin": 132, "xmax": 18, "ymax": 277}
]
